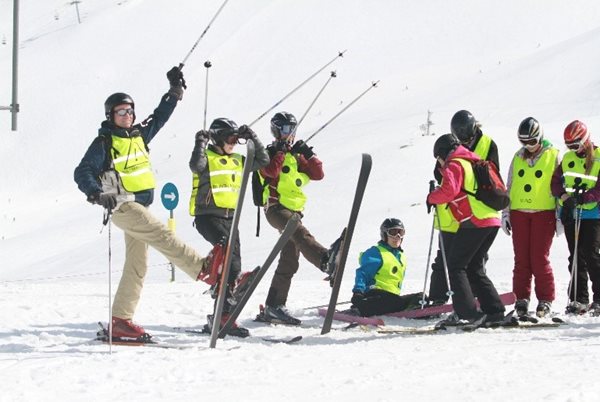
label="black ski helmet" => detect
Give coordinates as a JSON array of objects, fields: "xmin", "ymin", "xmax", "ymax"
[
  {"xmin": 518, "ymin": 117, "xmax": 543, "ymax": 143},
  {"xmin": 450, "ymin": 110, "xmax": 478, "ymax": 144},
  {"xmin": 209, "ymin": 118, "xmax": 239, "ymax": 146},
  {"xmin": 380, "ymin": 218, "xmax": 405, "ymax": 242},
  {"xmin": 270, "ymin": 112, "xmax": 297, "ymax": 139},
  {"xmin": 104, "ymin": 92, "xmax": 135, "ymax": 122},
  {"xmin": 433, "ymin": 133, "xmax": 460, "ymax": 160}
]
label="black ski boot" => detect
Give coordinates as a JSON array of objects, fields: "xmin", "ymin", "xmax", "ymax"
[
  {"xmin": 536, "ymin": 301, "xmax": 552, "ymax": 318},
  {"xmin": 320, "ymin": 229, "xmax": 346, "ymax": 285},
  {"xmin": 515, "ymin": 299, "xmax": 529, "ymax": 317},
  {"xmin": 565, "ymin": 301, "xmax": 588, "ymax": 315},
  {"xmin": 202, "ymin": 314, "xmax": 250, "ymax": 338},
  {"xmin": 588, "ymin": 302, "xmax": 600, "ymax": 317},
  {"xmin": 256, "ymin": 304, "xmax": 301, "ymax": 326}
]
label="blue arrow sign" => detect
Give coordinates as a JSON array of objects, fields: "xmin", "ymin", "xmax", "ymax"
[{"xmin": 161, "ymin": 182, "xmax": 179, "ymax": 211}]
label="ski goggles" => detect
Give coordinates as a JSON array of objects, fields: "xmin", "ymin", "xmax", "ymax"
[
  {"xmin": 115, "ymin": 108, "xmax": 134, "ymax": 116},
  {"xmin": 566, "ymin": 140, "xmax": 584, "ymax": 151},
  {"xmin": 224, "ymin": 135, "xmax": 239, "ymax": 145},
  {"xmin": 277, "ymin": 124, "xmax": 296, "ymax": 136},
  {"xmin": 519, "ymin": 137, "xmax": 539, "ymax": 146},
  {"xmin": 386, "ymin": 228, "xmax": 405, "ymax": 238}
]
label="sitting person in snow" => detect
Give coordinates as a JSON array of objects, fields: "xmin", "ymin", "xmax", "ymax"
[{"xmin": 350, "ymin": 218, "xmax": 424, "ymax": 317}]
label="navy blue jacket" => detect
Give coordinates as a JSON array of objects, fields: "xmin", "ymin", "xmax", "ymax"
[{"xmin": 74, "ymin": 92, "xmax": 178, "ymax": 206}]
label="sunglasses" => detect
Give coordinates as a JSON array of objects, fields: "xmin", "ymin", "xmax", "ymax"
[
  {"xmin": 115, "ymin": 108, "xmax": 134, "ymax": 117},
  {"xmin": 278, "ymin": 124, "xmax": 296, "ymax": 136},
  {"xmin": 386, "ymin": 228, "xmax": 405, "ymax": 237}
]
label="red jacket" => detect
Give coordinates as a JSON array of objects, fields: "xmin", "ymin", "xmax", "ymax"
[{"xmin": 427, "ymin": 145, "xmax": 500, "ymax": 228}]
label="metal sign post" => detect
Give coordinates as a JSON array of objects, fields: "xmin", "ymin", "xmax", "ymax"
[{"xmin": 160, "ymin": 182, "xmax": 179, "ymax": 282}]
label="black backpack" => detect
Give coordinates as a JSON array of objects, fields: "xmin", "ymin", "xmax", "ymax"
[{"xmin": 463, "ymin": 160, "xmax": 510, "ymax": 211}]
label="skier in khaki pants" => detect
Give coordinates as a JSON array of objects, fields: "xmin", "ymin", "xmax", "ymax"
[{"xmin": 74, "ymin": 66, "xmax": 210, "ymax": 340}]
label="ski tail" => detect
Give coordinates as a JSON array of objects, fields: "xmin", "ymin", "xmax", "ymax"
[
  {"xmin": 321, "ymin": 153, "xmax": 372, "ymax": 335},
  {"xmin": 218, "ymin": 215, "xmax": 300, "ymax": 338},
  {"xmin": 210, "ymin": 141, "xmax": 256, "ymax": 348}
]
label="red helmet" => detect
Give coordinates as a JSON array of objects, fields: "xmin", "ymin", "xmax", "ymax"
[{"xmin": 564, "ymin": 120, "xmax": 589, "ymax": 145}]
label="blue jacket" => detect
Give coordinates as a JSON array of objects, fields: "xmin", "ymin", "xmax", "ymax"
[
  {"xmin": 74, "ymin": 92, "xmax": 178, "ymax": 206},
  {"xmin": 352, "ymin": 241, "xmax": 404, "ymax": 294}
]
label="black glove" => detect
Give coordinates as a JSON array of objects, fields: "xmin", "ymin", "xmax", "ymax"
[
  {"xmin": 575, "ymin": 191, "xmax": 586, "ymax": 205},
  {"xmin": 167, "ymin": 66, "xmax": 186, "ymax": 100},
  {"xmin": 351, "ymin": 292, "xmax": 365, "ymax": 306},
  {"xmin": 238, "ymin": 125, "xmax": 256, "ymax": 140},
  {"xmin": 166, "ymin": 66, "xmax": 186, "ymax": 89},
  {"xmin": 274, "ymin": 140, "xmax": 290, "ymax": 153},
  {"xmin": 563, "ymin": 196, "xmax": 576, "ymax": 209},
  {"xmin": 560, "ymin": 206, "xmax": 574, "ymax": 226},
  {"xmin": 427, "ymin": 180, "xmax": 436, "ymax": 214},
  {"xmin": 195, "ymin": 130, "xmax": 211, "ymax": 144},
  {"xmin": 291, "ymin": 140, "xmax": 314, "ymax": 159},
  {"xmin": 88, "ymin": 192, "xmax": 117, "ymax": 210}
]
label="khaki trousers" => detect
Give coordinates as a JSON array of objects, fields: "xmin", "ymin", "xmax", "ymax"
[{"xmin": 111, "ymin": 202, "xmax": 205, "ymax": 319}]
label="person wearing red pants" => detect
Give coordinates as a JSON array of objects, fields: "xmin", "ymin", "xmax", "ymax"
[{"xmin": 502, "ymin": 117, "xmax": 559, "ymax": 318}]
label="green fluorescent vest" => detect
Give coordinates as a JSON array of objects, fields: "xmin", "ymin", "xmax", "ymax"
[
  {"xmin": 373, "ymin": 245, "xmax": 406, "ymax": 295},
  {"xmin": 455, "ymin": 158, "xmax": 499, "ymax": 220},
  {"xmin": 509, "ymin": 148, "xmax": 558, "ymax": 211},
  {"xmin": 560, "ymin": 148, "xmax": 600, "ymax": 210},
  {"xmin": 110, "ymin": 135, "xmax": 155, "ymax": 192},
  {"xmin": 435, "ymin": 136, "xmax": 493, "ymax": 233},
  {"xmin": 189, "ymin": 149, "xmax": 243, "ymax": 215},
  {"xmin": 473, "ymin": 134, "xmax": 492, "ymax": 161},
  {"xmin": 267, "ymin": 153, "xmax": 310, "ymax": 211}
]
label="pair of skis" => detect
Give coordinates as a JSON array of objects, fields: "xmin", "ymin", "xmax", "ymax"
[
  {"xmin": 212, "ymin": 146, "xmax": 372, "ymax": 342},
  {"xmin": 210, "ymin": 141, "xmax": 302, "ymax": 346}
]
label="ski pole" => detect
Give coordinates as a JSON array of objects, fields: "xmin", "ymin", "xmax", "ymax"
[
  {"xmin": 420, "ymin": 180, "xmax": 437, "ymax": 309},
  {"xmin": 178, "ymin": 0, "xmax": 230, "ymax": 70},
  {"xmin": 304, "ymin": 80, "xmax": 379, "ymax": 144},
  {"xmin": 203, "ymin": 60, "xmax": 212, "ymax": 130},
  {"xmin": 435, "ymin": 210, "xmax": 454, "ymax": 299},
  {"xmin": 303, "ymin": 300, "xmax": 351, "ymax": 310},
  {"xmin": 293, "ymin": 70, "xmax": 337, "ymax": 135},
  {"xmin": 248, "ymin": 50, "xmax": 346, "ymax": 127},
  {"xmin": 568, "ymin": 205, "xmax": 583, "ymax": 304},
  {"xmin": 107, "ymin": 217, "xmax": 113, "ymax": 354}
]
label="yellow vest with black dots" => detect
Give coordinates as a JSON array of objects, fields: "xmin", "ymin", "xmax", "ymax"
[
  {"xmin": 264, "ymin": 153, "xmax": 310, "ymax": 211},
  {"xmin": 189, "ymin": 149, "xmax": 243, "ymax": 215},
  {"xmin": 110, "ymin": 135, "xmax": 155, "ymax": 192},
  {"xmin": 560, "ymin": 148, "xmax": 600, "ymax": 210},
  {"xmin": 435, "ymin": 135, "xmax": 493, "ymax": 232},
  {"xmin": 510, "ymin": 148, "xmax": 558, "ymax": 210},
  {"xmin": 371, "ymin": 245, "xmax": 407, "ymax": 295}
]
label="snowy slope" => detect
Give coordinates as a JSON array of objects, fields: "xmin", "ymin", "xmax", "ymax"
[{"xmin": 2, "ymin": 0, "xmax": 600, "ymax": 401}]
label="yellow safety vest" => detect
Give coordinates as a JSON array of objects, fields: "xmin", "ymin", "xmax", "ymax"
[
  {"xmin": 560, "ymin": 148, "xmax": 600, "ymax": 210},
  {"xmin": 265, "ymin": 153, "xmax": 310, "ymax": 211},
  {"xmin": 510, "ymin": 147, "xmax": 558, "ymax": 211},
  {"xmin": 473, "ymin": 134, "xmax": 492, "ymax": 161},
  {"xmin": 189, "ymin": 149, "xmax": 243, "ymax": 215},
  {"xmin": 110, "ymin": 135, "xmax": 155, "ymax": 192},
  {"xmin": 372, "ymin": 245, "xmax": 406, "ymax": 295}
]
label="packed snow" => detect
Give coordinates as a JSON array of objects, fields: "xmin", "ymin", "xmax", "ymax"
[{"xmin": 2, "ymin": 0, "xmax": 600, "ymax": 401}]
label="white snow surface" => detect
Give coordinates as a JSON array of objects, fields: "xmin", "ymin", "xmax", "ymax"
[{"xmin": 2, "ymin": 0, "xmax": 600, "ymax": 401}]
